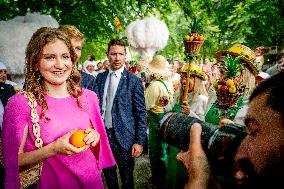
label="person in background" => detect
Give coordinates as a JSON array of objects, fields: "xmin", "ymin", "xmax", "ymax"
[
  {"xmin": 179, "ymin": 64, "xmax": 208, "ymax": 121},
  {"xmin": 0, "ymin": 61, "xmax": 16, "ymax": 130},
  {"xmin": 84, "ymin": 54, "xmax": 97, "ymax": 70},
  {"xmin": 177, "ymin": 71, "xmax": 284, "ymax": 189},
  {"xmin": 101, "ymin": 60, "xmax": 110, "ymax": 72},
  {"xmin": 96, "ymin": 62, "xmax": 104, "ymax": 73},
  {"xmin": 134, "ymin": 59, "xmax": 148, "ymax": 89},
  {"xmin": 58, "ymin": 25, "xmax": 96, "ymax": 91},
  {"xmin": 0, "ymin": 61, "xmax": 16, "ymax": 188},
  {"xmin": 144, "ymin": 55, "xmax": 174, "ymax": 188},
  {"xmin": 94, "ymin": 39, "xmax": 147, "ymax": 189},
  {"xmin": 255, "ymin": 47, "xmax": 265, "ymax": 71},
  {"xmin": 2, "ymin": 27, "xmax": 115, "ymax": 189},
  {"xmin": 266, "ymin": 50, "xmax": 284, "ymax": 76},
  {"xmin": 205, "ymin": 44, "xmax": 258, "ymax": 126},
  {"xmin": 0, "ymin": 62, "xmax": 21, "ymax": 92},
  {"xmin": 160, "ymin": 63, "xmax": 208, "ymax": 189},
  {"xmin": 83, "ymin": 60, "xmax": 97, "ymax": 77}
]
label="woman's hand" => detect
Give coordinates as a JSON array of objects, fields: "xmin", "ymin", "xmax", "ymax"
[
  {"xmin": 51, "ymin": 130, "xmax": 89, "ymax": 156},
  {"xmin": 84, "ymin": 127, "xmax": 100, "ymax": 147}
]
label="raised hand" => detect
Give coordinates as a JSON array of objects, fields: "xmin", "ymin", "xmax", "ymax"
[{"xmin": 181, "ymin": 101, "xmax": 190, "ymax": 115}]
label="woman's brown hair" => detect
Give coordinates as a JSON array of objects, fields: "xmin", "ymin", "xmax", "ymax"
[{"xmin": 24, "ymin": 27, "xmax": 82, "ymax": 120}]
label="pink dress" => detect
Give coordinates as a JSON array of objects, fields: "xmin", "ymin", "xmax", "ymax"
[{"xmin": 1, "ymin": 89, "xmax": 116, "ymax": 189}]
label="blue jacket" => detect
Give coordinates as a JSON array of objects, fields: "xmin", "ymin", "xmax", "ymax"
[
  {"xmin": 80, "ymin": 70, "xmax": 96, "ymax": 91},
  {"xmin": 94, "ymin": 68, "xmax": 147, "ymax": 150}
]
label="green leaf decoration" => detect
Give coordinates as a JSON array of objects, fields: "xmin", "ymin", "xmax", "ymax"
[
  {"xmin": 190, "ymin": 16, "xmax": 203, "ymax": 33},
  {"xmin": 220, "ymin": 54, "xmax": 242, "ymax": 78}
]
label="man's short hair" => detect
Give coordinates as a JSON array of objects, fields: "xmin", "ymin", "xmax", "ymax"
[
  {"xmin": 107, "ymin": 39, "xmax": 126, "ymax": 54},
  {"xmin": 250, "ymin": 71, "xmax": 284, "ymax": 121},
  {"xmin": 89, "ymin": 54, "xmax": 95, "ymax": 61}
]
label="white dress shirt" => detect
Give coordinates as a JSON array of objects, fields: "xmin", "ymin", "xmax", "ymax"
[{"xmin": 102, "ymin": 66, "xmax": 124, "ymax": 118}]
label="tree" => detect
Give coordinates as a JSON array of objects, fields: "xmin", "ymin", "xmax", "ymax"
[{"xmin": 0, "ymin": 0, "xmax": 283, "ymax": 63}]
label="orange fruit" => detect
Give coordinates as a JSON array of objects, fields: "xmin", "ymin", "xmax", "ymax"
[
  {"xmin": 70, "ymin": 130, "xmax": 87, "ymax": 148},
  {"xmin": 226, "ymin": 79, "xmax": 235, "ymax": 87}
]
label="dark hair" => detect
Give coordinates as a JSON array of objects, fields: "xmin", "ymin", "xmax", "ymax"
[
  {"xmin": 89, "ymin": 54, "xmax": 95, "ymax": 61},
  {"xmin": 250, "ymin": 71, "xmax": 284, "ymax": 120},
  {"xmin": 276, "ymin": 50, "xmax": 284, "ymax": 62},
  {"xmin": 107, "ymin": 39, "xmax": 126, "ymax": 54}
]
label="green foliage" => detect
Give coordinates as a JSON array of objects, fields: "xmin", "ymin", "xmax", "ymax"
[
  {"xmin": 189, "ymin": 16, "xmax": 203, "ymax": 33},
  {"xmin": 220, "ymin": 54, "xmax": 242, "ymax": 78},
  {"xmin": 0, "ymin": 0, "xmax": 283, "ymax": 63}
]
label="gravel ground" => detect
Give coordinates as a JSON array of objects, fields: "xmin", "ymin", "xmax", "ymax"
[
  {"xmin": 134, "ymin": 154, "xmax": 152, "ymax": 189},
  {"xmin": 112, "ymin": 154, "xmax": 152, "ymax": 189}
]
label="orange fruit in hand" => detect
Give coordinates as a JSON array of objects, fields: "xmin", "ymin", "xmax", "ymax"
[{"xmin": 70, "ymin": 130, "xmax": 87, "ymax": 148}]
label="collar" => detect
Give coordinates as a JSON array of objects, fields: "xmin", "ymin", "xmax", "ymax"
[{"xmin": 109, "ymin": 65, "xmax": 125, "ymax": 77}]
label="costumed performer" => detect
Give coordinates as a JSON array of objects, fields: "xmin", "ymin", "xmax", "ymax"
[
  {"xmin": 161, "ymin": 63, "xmax": 209, "ymax": 189},
  {"xmin": 205, "ymin": 44, "xmax": 258, "ymax": 125},
  {"xmin": 145, "ymin": 55, "xmax": 174, "ymax": 188}
]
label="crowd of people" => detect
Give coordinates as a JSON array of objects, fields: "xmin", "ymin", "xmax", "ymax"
[{"xmin": 0, "ymin": 25, "xmax": 283, "ymax": 189}]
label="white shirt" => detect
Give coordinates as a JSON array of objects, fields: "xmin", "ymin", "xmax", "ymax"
[{"xmin": 102, "ymin": 66, "xmax": 124, "ymax": 118}]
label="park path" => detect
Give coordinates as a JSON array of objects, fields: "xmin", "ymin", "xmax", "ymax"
[{"xmin": 134, "ymin": 154, "xmax": 152, "ymax": 189}]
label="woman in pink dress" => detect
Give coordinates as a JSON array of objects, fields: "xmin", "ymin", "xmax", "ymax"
[{"xmin": 1, "ymin": 27, "xmax": 115, "ymax": 189}]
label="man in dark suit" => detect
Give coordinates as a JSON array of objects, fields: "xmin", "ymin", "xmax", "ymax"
[{"xmin": 94, "ymin": 39, "xmax": 147, "ymax": 189}]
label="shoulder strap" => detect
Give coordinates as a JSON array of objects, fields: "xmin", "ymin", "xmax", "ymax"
[
  {"xmin": 23, "ymin": 92, "xmax": 43, "ymax": 149},
  {"xmin": 157, "ymin": 80, "xmax": 169, "ymax": 94}
]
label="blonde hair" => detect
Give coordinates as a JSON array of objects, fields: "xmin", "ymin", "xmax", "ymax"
[
  {"xmin": 240, "ymin": 67, "xmax": 256, "ymax": 98},
  {"xmin": 58, "ymin": 25, "xmax": 85, "ymax": 42},
  {"xmin": 24, "ymin": 27, "xmax": 82, "ymax": 120},
  {"xmin": 190, "ymin": 76, "xmax": 208, "ymax": 105},
  {"xmin": 178, "ymin": 74, "xmax": 208, "ymax": 104}
]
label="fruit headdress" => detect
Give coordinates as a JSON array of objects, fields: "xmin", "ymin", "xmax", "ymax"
[
  {"xmin": 181, "ymin": 64, "xmax": 207, "ymax": 81},
  {"xmin": 215, "ymin": 44, "xmax": 259, "ymax": 76},
  {"xmin": 183, "ymin": 17, "xmax": 205, "ymax": 56},
  {"xmin": 213, "ymin": 54, "xmax": 245, "ymax": 108}
]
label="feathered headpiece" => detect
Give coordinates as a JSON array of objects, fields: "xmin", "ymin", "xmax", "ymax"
[
  {"xmin": 0, "ymin": 12, "xmax": 59, "ymax": 76},
  {"xmin": 126, "ymin": 17, "xmax": 169, "ymax": 63}
]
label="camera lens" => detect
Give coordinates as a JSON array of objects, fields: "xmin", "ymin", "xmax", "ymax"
[{"xmin": 159, "ymin": 112, "xmax": 247, "ymax": 167}]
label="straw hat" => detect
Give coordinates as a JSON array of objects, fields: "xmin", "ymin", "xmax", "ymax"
[
  {"xmin": 148, "ymin": 55, "xmax": 172, "ymax": 77},
  {"xmin": 215, "ymin": 44, "xmax": 259, "ymax": 76}
]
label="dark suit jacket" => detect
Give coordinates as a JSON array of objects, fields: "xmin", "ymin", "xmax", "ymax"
[
  {"xmin": 0, "ymin": 83, "xmax": 16, "ymax": 107},
  {"xmin": 80, "ymin": 70, "xmax": 96, "ymax": 91},
  {"xmin": 94, "ymin": 68, "xmax": 147, "ymax": 150}
]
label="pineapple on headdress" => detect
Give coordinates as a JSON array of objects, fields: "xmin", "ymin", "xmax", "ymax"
[{"xmin": 213, "ymin": 54, "xmax": 245, "ymax": 108}]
